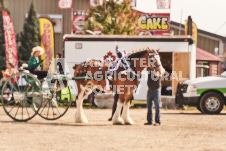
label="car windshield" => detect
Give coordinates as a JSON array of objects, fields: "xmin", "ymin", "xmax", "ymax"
[{"xmin": 221, "ymin": 71, "xmax": 226, "ymax": 77}]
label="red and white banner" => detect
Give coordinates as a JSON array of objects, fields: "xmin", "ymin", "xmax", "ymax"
[
  {"xmin": 58, "ymin": 0, "xmax": 73, "ymax": 9},
  {"xmin": 2, "ymin": 10, "xmax": 18, "ymax": 69},
  {"xmin": 90, "ymin": 0, "xmax": 104, "ymax": 8},
  {"xmin": 72, "ymin": 11, "xmax": 86, "ymax": 34},
  {"xmin": 156, "ymin": 0, "xmax": 171, "ymax": 9},
  {"xmin": 137, "ymin": 12, "xmax": 170, "ymax": 35}
]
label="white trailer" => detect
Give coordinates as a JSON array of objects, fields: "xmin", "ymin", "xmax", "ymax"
[{"xmin": 63, "ymin": 35, "xmax": 195, "ymax": 100}]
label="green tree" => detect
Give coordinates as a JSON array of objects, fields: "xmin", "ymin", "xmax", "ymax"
[
  {"xmin": 84, "ymin": 0, "xmax": 138, "ymax": 35},
  {"xmin": 18, "ymin": 1, "xmax": 40, "ymax": 62},
  {"xmin": 0, "ymin": 0, "xmax": 11, "ymax": 77}
]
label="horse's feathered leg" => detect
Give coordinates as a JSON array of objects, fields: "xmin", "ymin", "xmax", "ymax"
[
  {"xmin": 75, "ymin": 85, "xmax": 88, "ymax": 123},
  {"xmin": 122, "ymin": 100, "xmax": 134, "ymax": 125},
  {"xmin": 112, "ymin": 99, "xmax": 124, "ymax": 125}
]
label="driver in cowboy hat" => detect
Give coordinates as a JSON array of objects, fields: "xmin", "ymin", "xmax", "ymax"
[{"xmin": 28, "ymin": 46, "xmax": 47, "ymax": 79}]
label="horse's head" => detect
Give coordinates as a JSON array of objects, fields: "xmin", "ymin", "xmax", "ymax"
[{"xmin": 146, "ymin": 48, "xmax": 162, "ymax": 71}]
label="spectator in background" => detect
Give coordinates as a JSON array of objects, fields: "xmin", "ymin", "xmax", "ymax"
[
  {"xmin": 56, "ymin": 53, "xmax": 64, "ymax": 74},
  {"xmin": 0, "ymin": 63, "xmax": 18, "ymax": 87}
]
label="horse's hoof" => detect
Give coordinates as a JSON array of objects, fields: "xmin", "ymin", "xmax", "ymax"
[
  {"xmin": 75, "ymin": 119, "xmax": 88, "ymax": 123},
  {"xmin": 112, "ymin": 117, "xmax": 124, "ymax": 125},
  {"xmin": 122, "ymin": 115, "xmax": 134, "ymax": 125},
  {"xmin": 123, "ymin": 118, "xmax": 134, "ymax": 125},
  {"xmin": 124, "ymin": 119, "xmax": 134, "ymax": 125},
  {"xmin": 81, "ymin": 117, "xmax": 88, "ymax": 123},
  {"xmin": 75, "ymin": 116, "xmax": 88, "ymax": 123}
]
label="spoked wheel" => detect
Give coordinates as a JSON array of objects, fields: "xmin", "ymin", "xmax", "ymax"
[
  {"xmin": 1, "ymin": 72, "xmax": 42, "ymax": 122},
  {"xmin": 38, "ymin": 79, "xmax": 71, "ymax": 120}
]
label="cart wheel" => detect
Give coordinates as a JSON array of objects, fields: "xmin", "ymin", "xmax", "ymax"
[
  {"xmin": 1, "ymin": 72, "xmax": 42, "ymax": 122},
  {"xmin": 38, "ymin": 79, "xmax": 71, "ymax": 120}
]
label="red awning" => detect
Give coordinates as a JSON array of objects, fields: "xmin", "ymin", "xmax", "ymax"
[{"xmin": 196, "ymin": 47, "xmax": 223, "ymax": 62}]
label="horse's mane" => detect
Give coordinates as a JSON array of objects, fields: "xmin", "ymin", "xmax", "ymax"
[
  {"xmin": 73, "ymin": 59, "xmax": 102, "ymax": 70},
  {"xmin": 128, "ymin": 50, "xmax": 148, "ymax": 59},
  {"xmin": 73, "ymin": 50, "xmax": 149, "ymax": 70}
]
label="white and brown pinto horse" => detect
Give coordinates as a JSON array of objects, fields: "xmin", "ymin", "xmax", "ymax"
[{"xmin": 73, "ymin": 48, "xmax": 162, "ymax": 125}]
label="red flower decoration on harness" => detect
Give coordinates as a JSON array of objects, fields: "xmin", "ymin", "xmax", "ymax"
[{"xmin": 104, "ymin": 51, "xmax": 116, "ymax": 61}]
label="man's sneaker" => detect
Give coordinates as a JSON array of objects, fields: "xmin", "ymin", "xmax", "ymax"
[{"xmin": 144, "ymin": 122, "xmax": 152, "ymax": 125}]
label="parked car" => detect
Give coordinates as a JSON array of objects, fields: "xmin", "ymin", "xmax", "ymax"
[{"xmin": 176, "ymin": 71, "xmax": 226, "ymax": 114}]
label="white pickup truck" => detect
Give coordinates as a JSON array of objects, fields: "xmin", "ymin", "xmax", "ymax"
[{"xmin": 176, "ymin": 71, "xmax": 226, "ymax": 114}]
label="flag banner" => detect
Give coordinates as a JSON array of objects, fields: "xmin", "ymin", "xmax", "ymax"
[
  {"xmin": 137, "ymin": 12, "xmax": 170, "ymax": 35},
  {"xmin": 58, "ymin": 0, "xmax": 73, "ymax": 9},
  {"xmin": 185, "ymin": 20, "xmax": 198, "ymax": 46},
  {"xmin": 90, "ymin": 0, "xmax": 104, "ymax": 8},
  {"xmin": 2, "ymin": 10, "xmax": 18, "ymax": 69},
  {"xmin": 156, "ymin": 0, "xmax": 171, "ymax": 9},
  {"xmin": 72, "ymin": 11, "xmax": 87, "ymax": 34},
  {"xmin": 39, "ymin": 18, "xmax": 55, "ymax": 71}
]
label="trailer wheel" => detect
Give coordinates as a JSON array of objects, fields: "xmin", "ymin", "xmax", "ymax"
[{"xmin": 199, "ymin": 92, "xmax": 224, "ymax": 114}]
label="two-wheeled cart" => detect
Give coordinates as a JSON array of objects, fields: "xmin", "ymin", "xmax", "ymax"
[{"xmin": 1, "ymin": 69, "xmax": 74, "ymax": 122}]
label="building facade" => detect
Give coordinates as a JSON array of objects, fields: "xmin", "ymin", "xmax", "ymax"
[
  {"xmin": 5, "ymin": 1, "xmax": 226, "ymax": 74},
  {"xmin": 171, "ymin": 21, "xmax": 226, "ymax": 75},
  {"xmin": 5, "ymin": 0, "xmax": 90, "ymax": 55}
]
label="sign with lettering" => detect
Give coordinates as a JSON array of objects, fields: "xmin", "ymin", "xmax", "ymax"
[
  {"xmin": 72, "ymin": 11, "xmax": 87, "ymax": 34},
  {"xmin": 137, "ymin": 13, "xmax": 170, "ymax": 35},
  {"xmin": 2, "ymin": 10, "xmax": 18, "ymax": 68},
  {"xmin": 39, "ymin": 18, "xmax": 55, "ymax": 71},
  {"xmin": 58, "ymin": 0, "xmax": 73, "ymax": 9},
  {"xmin": 156, "ymin": 0, "xmax": 171, "ymax": 9}
]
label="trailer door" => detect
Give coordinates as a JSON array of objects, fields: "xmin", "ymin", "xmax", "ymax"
[{"xmin": 172, "ymin": 52, "xmax": 190, "ymax": 95}]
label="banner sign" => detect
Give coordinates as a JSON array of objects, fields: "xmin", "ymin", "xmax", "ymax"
[
  {"xmin": 90, "ymin": 0, "xmax": 104, "ymax": 8},
  {"xmin": 156, "ymin": 0, "xmax": 171, "ymax": 9},
  {"xmin": 58, "ymin": 0, "xmax": 73, "ymax": 9},
  {"xmin": 39, "ymin": 18, "xmax": 55, "ymax": 71},
  {"xmin": 185, "ymin": 20, "xmax": 198, "ymax": 46},
  {"xmin": 72, "ymin": 11, "xmax": 86, "ymax": 34},
  {"xmin": 137, "ymin": 12, "xmax": 170, "ymax": 35},
  {"xmin": 2, "ymin": 10, "xmax": 18, "ymax": 69}
]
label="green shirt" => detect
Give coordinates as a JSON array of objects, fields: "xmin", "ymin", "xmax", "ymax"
[{"xmin": 28, "ymin": 56, "xmax": 40, "ymax": 70}]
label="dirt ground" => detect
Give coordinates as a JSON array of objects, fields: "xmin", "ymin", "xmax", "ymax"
[{"xmin": 1, "ymin": 108, "xmax": 226, "ymax": 151}]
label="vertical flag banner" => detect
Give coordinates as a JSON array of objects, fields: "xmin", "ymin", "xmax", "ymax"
[
  {"xmin": 39, "ymin": 18, "xmax": 55, "ymax": 71},
  {"xmin": 2, "ymin": 10, "xmax": 18, "ymax": 69},
  {"xmin": 90, "ymin": 0, "xmax": 103, "ymax": 8},
  {"xmin": 72, "ymin": 11, "xmax": 86, "ymax": 34},
  {"xmin": 58, "ymin": 0, "xmax": 73, "ymax": 9},
  {"xmin": 185, "ymin": 20, "xmax": 198, "ymax": 46},
  {"xmin": 156, "ymin": 0, "xmax": 171, "ymax": 9}
]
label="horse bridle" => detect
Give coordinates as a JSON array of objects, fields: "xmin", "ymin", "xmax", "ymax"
[
  {"xmin": 122, "ymin": 50, "xmax": 162, "ymax": 79},
  {"xmin": 128, "ymin": 50, "xmax": 162, "ymax": 78},
  {"xmin": 148, "ymin": 52, "xmax": 162, "ymax": 70}
]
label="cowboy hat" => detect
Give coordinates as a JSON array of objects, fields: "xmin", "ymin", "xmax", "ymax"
[{"xmin": 31, "ymin": 46, "xmax": 44, "ymax": 56}]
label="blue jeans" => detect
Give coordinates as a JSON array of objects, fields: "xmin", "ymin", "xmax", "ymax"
[{"xmin": 147, "ymin": 88, "xmax": 161, "ymax": 123}]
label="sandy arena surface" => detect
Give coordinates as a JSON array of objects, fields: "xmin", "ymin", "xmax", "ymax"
[{"xmin": 0, "ymin": 108, "xmax": 226, "ymax": 151}]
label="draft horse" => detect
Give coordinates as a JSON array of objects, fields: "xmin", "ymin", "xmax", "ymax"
[{"xmin": 73, "ymin": 48, "xmax": 162, "ymax": 125}]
